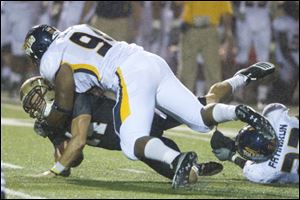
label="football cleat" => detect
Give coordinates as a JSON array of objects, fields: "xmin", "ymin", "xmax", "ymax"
[
  {"xmin": 235, "ymin": 105, "xmax": 277, "ymax": 140},
  {"xmin": 234, "ymin": 62, "xmax": 275, "ymax": 84},
  {"xmin": 171, "ymin": 152, "xmax": 198, "ymax": 189},
  {"xmin": 188, "ymin": 165, "xmax": 199, "ymax": 184},
  {"xmin": 195, "ymin": 162, "xmax": 224, "ymax": 176}
]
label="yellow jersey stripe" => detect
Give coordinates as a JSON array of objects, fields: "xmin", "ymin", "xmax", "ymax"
[
  {"xmin": 117, "ymin": 68, "xmax": 131, "ymax": 122},
  {"xmin": 62, "ymin": 62, "xmax": 101, "ymax": 80}
]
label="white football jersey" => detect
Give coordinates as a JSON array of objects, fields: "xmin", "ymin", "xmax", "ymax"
[
  {"xmin": 273, "ymin": 15, "xmax": 299, "ymax": 66},
  {"xmin": 40, "ymin": 24, "xmax": 143, "ymax": 93},
  {"xmin": 243, "ymin": 104, "xmax": 299, "ymax": 184}
]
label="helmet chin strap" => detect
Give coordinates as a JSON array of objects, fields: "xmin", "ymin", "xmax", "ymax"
[{"xmin": 43, "ymin": 100, "xmax": 54, "ymax": 118}]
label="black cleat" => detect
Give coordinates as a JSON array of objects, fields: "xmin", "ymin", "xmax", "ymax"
[
  {"xmin": 234, "ymin": 62, "xmax": 275, "ymax": 84},
  {"xmin": 195, "ymin": 162, "xmax": 224, "ymax": 176},
  {"xmin": 235, "ymin": 105, "xmax": 276, "ymax": 139},
  {"xmin": 171, "ymin": 152, "xmax": 198, "ymax": 189}
]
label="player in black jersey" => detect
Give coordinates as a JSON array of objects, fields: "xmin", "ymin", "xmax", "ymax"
[{"xmin": 20, "ymin": 77, "xmax": 223, "ymax": 181}]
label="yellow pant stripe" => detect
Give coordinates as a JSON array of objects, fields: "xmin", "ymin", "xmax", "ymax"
[{"xmin": 117, "ymin": 68, "xmax": 131, "ymax": 122}]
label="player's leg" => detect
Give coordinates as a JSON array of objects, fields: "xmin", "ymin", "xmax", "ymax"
[
  {"xmin": 155, "ymin": 54, "xmax": 239, "ymax": 131},
  {"xmin": 158, "ymin": 53, "xmax": 276, "ymax": 128},
  {"xmin": 114, "ymin": 54, "xmax": 197, "ymax": 188},
  {"xmin": 235, "ymin": 20, "xmax": 252, "ymax": 67},
  {"xmin": 253, "ymin": 27, "xmax": 272, "ymax": 105},
  {"xmin": 141, "ymin": 137, "xmax": 223, "ymax": 180},
  {"xmin": 140, "ymin": 137, "xmax": 181, "ymax": 180}
]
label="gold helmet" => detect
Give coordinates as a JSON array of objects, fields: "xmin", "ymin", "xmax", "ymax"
[{"xmin": 20, "ymin": 76, "xmax": 55, "ymax": 119}]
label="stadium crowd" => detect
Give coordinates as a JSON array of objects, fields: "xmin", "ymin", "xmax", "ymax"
[{"xmin": 1, "ymin": 1, "xmax": 299, "ymax": 106}]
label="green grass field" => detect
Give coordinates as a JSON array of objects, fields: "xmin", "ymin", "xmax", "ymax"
[{"xmin": 1, "ymin": 103, "xmax": 299, "ymax": 199}]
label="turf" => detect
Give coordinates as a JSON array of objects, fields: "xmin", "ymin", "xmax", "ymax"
[{"xmin": 1, "ymin": 104, "xmax": 299, "ymax": 199}]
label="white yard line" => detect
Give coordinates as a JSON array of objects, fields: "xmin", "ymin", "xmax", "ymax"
[
  {"xmin": 2, "ymin": 163, "xmax": 46, "ymax": 199},
  {"xmin": 119, "ymin": 168, "xmax": 147, "ymax": 174},
  {"xmin": 1, "ymin": 162, "xmax": 23, "ymax": 169},
  {"xmin": 166, "ymin": 131, "xmax": 211, "ymax": 142},
  {"xmin": 1, "ymin": 118, "xmax": 34, "ymax": 127},
  {"xmin": 6, "ymin": 188, "xmax": 46, "ymax": 199}
]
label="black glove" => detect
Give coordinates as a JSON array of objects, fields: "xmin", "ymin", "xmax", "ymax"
[
  {"xmin": 210, "ymin": 130, "xmax": 236, "ymax": 161},
  {"xmin": 210, "ymin": 130, "xmax": 236, "ymax": 151}
]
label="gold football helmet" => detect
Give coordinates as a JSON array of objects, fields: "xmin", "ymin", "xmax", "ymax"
[{"xmin": 20, "ymin": 76, "xmax": 54, "ymax": 119}]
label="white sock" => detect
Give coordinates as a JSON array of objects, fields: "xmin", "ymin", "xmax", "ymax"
[
  {"xmin": 224, "ymin": 74, "xmax": 247, "ymax": 93},
  {"xmin": 144, "ymin": 138, "xmax": 180, "ymax": 165},
  {"xmin": 212, "ymin": 103, "xmax": 237, "ymax": 123}
]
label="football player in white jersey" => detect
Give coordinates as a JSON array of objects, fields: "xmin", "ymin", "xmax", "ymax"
[
  {"xmin": 234, "ymin": 1, "xmax": 274, "ymax": 104},
  {"xmin": 235, "ymin": 1, "xmax": 272, "ymax": 65},
  {"xmin": 211, "ymin": 103, "xmax": 299, "ymax": 184},
  {"xmin": 23, "ymin": 24, "xmax": 275, "ymax": 188},
  {"xmin": 270, "ymin": 1, "xmax": 299, "ymax": 104}
]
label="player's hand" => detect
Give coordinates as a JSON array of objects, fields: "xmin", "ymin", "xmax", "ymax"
[
  {"xmin": 34, "ymin": 170, "xmax": 57, "ymax": 178},
  {"xmin": 212, "ymin": 148, "xmax": 235, "ymax": 161},
  {"xmin": 34, "ymin": 169, "xmax": 71, "ymax": 178},
  {"xmin": 210, "ymin": 129, "xmax": 236, "ymax": 151}
]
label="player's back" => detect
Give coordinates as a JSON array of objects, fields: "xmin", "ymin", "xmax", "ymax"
[
  {"xmin": 243, "ymin": 103, "xmax": 299, "ymax": 184},
  {"xmin": 264, "ymin": 104, "xmax": 299, "ymax": 183},
  {"xmin": 40, "ymin": 24, "xmax": 143, "ymax": 93}
]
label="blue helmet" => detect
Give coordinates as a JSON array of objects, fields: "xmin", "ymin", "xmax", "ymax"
[
  {"xmin": 235, "ymin": 125, "xmax": 278, "ymax": 162},
  {"xmin": 23, "ymin": 24, "xmax": 60, "ymax": 66}
]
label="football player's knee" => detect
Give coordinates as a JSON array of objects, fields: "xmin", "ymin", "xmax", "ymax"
[
  {"xmin": 120, "ymin": 137, "xmax": 140, "ymax": 161},
  {"xmin": 178, "ymin": 113, "xmax": 212, "ymax": 133},
  {"xmin": 184, "ymin": 114, "xmax": 212, "ymax": 133},
  {"xmin": 187, "ymin": 123, "xmax": 211, "ymax": 133}
]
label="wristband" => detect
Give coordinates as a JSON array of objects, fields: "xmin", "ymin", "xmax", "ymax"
[{"xmin": 50, "ymin": 162, "xmax": 66, "ymax": 175}]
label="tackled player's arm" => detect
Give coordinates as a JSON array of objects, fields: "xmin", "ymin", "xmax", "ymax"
[
  {"xmin": 204, "ymin": 62, "xmax": 276, "ymax": 104},
  {"xmin": 211, "ymin": 130, "xmax": 247, "ymax": 169},
  {"xmin": 46, "ymin": 63, "xmax": 74, "ymax": 130},
  {"xmin": 57, "ymin": 114, "xmax": 91, "ymax": 169}
]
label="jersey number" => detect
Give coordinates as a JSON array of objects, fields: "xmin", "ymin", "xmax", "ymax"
[
  {"xmin": 93, "ymin": 122, "xmax": 108, "ymax": 135},
  {"xmin": 281, "ymin": 128, "xmax": 299, "ymax": 174},
  {"xmin": 69, "ymin": 30, "xmax": 113, "ymax": 57}
]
